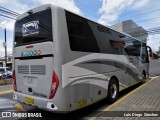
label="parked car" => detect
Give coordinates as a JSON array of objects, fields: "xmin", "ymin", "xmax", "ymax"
[
  {"xmin": 0, "ymin": 72, "xmax": 3, "ymax": 80},
  {"xmin": 0, "ymin": 67, "xmax": 12, "ymax": 80}
]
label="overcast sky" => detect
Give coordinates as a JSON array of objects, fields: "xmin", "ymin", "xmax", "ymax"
[{"xmin": 0, "ymin": 0, "xmax": 160, "ymax": 56}]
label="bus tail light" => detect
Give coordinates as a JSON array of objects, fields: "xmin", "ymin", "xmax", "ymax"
[
  {"xmin": 49, "ymin": 71, "xmax": 59, "ymax": 99},
  {"xmin": 13, "ymin": 70, "xmax": 17, "ymax": 92}
]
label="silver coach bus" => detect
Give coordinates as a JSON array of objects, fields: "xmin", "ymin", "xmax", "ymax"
[{"xmin": 13, "ymin": 4, "xmax": 149, "ymax": 112}]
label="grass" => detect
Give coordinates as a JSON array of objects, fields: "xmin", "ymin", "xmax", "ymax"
[{"xmin": 0, "ymin": 79, "xmax": 12, "ymax": 86}]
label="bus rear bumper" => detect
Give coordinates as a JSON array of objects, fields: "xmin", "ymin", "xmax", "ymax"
[{"xmin": 13, "ymin": 92, "xmax": 59, "ymax": 112}]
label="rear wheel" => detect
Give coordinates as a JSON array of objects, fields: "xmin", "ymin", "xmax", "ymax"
[{"xmin": 108, "ymin": 78, "xmax": 119, "ymax": 103}]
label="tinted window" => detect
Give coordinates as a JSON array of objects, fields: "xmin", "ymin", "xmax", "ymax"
[
  {"xmin": 123, "ymin": 37, "xmax": 141, "ymax": 56},
  {"xmin": 142, "ymin": 43, "xmax": 149, "ymax": 63},
  {"xmin": 66, "ymin": 11, "xmax": 99, "ymax": 53},
  {"xmin": 67, "ymin": 16, "xmax": 85, "ymax": 38},
  {"xmin": 15, "ymin": 9, "xmax": 52, "ymax": 47},
  {"xmin": 110, "ymin": 40, "xmax": 125, "ymax": 55}
]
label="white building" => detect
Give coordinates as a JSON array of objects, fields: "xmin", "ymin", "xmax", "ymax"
[{"xmin": 0, "ymin": 54, "xmax": 12, "ymax": 68}]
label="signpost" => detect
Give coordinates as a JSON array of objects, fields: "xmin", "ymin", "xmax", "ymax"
[{"xmin": 0, "ymin": 25, "xmax": 7, "ymax": 67}]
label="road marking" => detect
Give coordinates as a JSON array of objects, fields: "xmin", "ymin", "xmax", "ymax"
[
  {"xmin": 90, "ymin": 76, "xmax": 158, "ymax": 120},
  {"xmin": 0, "ymin": 90, "xmax": 13, "ymax": 95}
]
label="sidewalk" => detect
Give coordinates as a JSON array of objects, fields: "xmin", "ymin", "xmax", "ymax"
[
  {"xmin": 94, "ymin": 76, "xmax": 160, "ymax": 120},
  {"xmin": 0, "ymin": 84, "xmax": 13, "ymax": 92}
]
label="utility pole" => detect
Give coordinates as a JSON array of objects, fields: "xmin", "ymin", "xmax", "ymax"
[
  {"xmin": 4, "ymin": 27, "xmax": 7, "ymax": 66},
  {"xmin": 0, "ymin": 24, "xmax": 7, "ymax": 67}
]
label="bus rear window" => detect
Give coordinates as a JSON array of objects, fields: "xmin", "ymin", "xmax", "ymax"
[{"xmin": 15, "ymin": 9, "xmax": 52, "ymax": 47}]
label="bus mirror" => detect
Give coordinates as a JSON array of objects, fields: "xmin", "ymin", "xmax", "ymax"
[{"xmin": 147, "ymin": 46, "xmax": 152, "ymax": 57}]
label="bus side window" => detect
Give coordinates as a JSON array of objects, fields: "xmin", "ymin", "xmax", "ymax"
[
  {"xmin": 66, "ymin": 11, "xmax": 99, "ymax": 53},
  {"xmin": 123, "ymin": 37, "xmax": 141, "ymax": 57},
  {"xmin": 109, "ymin": 40, "xmax": 125, "ymax": 55},
  {"xmin": 67, "ymin": 19, "xmax": 85, "ymax": 38}
]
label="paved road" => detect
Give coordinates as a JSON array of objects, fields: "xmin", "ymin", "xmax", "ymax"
[{"xmin": 149, "ymin": 59, "xmax": 160, "ymax": 76}]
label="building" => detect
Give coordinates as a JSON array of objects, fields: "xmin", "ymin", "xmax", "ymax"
[
  {"xmin": 112, "ymin": 20, "xmax": 148, "ymax": 43},
  {"xmin": 0, "ymin": 54, "xmax": 12, "ymax": 69}
]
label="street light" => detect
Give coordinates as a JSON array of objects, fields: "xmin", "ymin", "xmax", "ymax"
[{"xmin": 0, "ymin": 24, "xmax": 7, "ymax": 67}]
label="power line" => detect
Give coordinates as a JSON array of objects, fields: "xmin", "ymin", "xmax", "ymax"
[
  {"xmin": 0, "ymin": 6, "xmax": 20, "ymax": 16},
  {"xmin": 0, "ymin": 13, "xmax": 16, "ymax": 20},
  {"xmin": 121, "ymin": 6, "xmax": 160, "ymax": 19},
  {"xmin": 0, "ymin": 9, "xmax": 19, "ymax": 17},
  {"xmin": 0, "ymin": 6, "xmax": 20, "ymax": 20}
]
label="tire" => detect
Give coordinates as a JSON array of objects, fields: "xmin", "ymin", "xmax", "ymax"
[{"xmin": 108, "ymin": 78, "xmax": 119, "ymax": 103}]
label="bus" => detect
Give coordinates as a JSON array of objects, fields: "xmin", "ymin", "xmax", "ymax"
[{"xmin": 13, "ymin": 4, "xmax": 149, "ymax": 112}]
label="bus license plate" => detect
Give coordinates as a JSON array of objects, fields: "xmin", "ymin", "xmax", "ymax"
[{"xmin": 25, "ymin": 97, "xmax": 35, "ymax": 104}]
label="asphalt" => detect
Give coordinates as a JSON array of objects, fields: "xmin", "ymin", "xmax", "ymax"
[
  {"xmin": 0, "ymin": 84, "xmax": 12, "ymax": 93},
  {"xmin": 149, "ymin": 58, "xmax": 160, "ymax": 76}
]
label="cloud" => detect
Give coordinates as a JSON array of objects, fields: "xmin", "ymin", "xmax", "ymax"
[
  {"xmin": 0, "ymin": 0, "xmax": 81, "ymax": 15},
  {"xmin": 0, "ymin": 38, "xmax": 12, "ymax": 57},
  {"xmin": 0, "ymin": 0, "xmax": 32, "ymax": 14},
  {"xmin": 33, "ymin": 0, "xmax": 81, "ymax": 15},
  {"xmin": 132, "ymin": 0, "xmax": 149, "ymax": 9},
  {"xmin": 0, "ymin": 20, "xmax": 15, "ymax": 31},
  {"xmin": 98, "ymin": 0, "xmax": 149, "ymax": 25}
]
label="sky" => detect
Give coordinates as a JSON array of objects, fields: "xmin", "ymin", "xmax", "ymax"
[{"xmin": 0, "ymin": 0, "xmax": 160, "ymax": 57}]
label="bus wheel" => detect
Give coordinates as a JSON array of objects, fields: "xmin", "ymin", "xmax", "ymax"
[{"xmin": 108, "ymin": 78, "xmax": 119, "ymax": 103}]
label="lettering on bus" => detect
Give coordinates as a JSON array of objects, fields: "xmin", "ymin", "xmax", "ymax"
[{"xmin": 22, "ymin": 20, "xmax": 39, "ymax": 37}]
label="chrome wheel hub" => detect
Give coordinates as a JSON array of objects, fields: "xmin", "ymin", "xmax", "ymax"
[{"xmin": 111, "ymin": 83, "xmax": 117, "ymax": 99}]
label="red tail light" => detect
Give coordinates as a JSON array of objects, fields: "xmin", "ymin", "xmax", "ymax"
[
  {"xmin": 12, "ymin": 70, "xmax": 17, "ymax": 92},
  {"xmin": 49, "ymin": 71, "xmax": 59, "ymax": 99},
  {"xmin": 26, "ymin": 45, "xmax": 33, "ymax": 49}
]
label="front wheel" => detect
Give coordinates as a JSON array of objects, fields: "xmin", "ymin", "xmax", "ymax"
[{"xmin": 108, "ymin": 78, "xmax": 119, "ymax": 103}]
